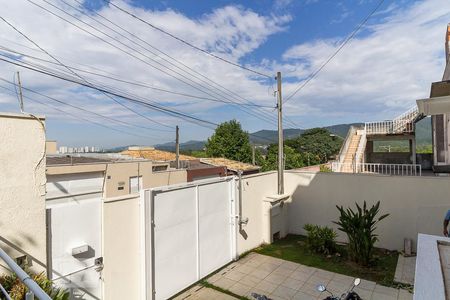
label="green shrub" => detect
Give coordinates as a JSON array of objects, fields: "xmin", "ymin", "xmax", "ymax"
[
  {"xmin": 334, "ymin": 201, "xmax": 389, "ymax": 266},
  {"xmin": 303, "ymin": 224, "xmax": 337, "ymax": 255},
  {"xmin": 319, "ymin": 165, "xmax": 332, "ymax": 172},
  {"xmin": 0, "ymin": 272, "xmax": 69, "ymax": 300}
]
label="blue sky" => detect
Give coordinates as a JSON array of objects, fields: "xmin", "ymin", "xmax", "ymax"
[{"xmin": 0, "ymin": 0, "xmax": 448, "ymax": 148}]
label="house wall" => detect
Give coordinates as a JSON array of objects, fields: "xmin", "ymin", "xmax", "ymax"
[
  {"xmin": 104, "ymin": 161, "xmax": 152, "ymax": 198},
  {"xmin": 285, "ymin": 171, "xmax": 450, "ymax": 250},
  {"xmin": 0, "ymin": 113, "xmax": 47, "ymax": 272},
  {"xmin": 148, "ymin": 169, "xmax": 187, "ymax": 188}
]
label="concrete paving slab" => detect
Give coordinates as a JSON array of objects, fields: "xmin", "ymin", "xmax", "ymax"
[
  {"xmin": 205, "ymin": 253, "xmax": 410, "ymax": 300},
  {"xmin": 394, "ymin": 254, "xmax": 416, "ymax": 285}
]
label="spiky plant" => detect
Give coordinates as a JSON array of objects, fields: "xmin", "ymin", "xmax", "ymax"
[{"xmin": 334, "ymin": 201, "xmax": 389, "ymax": 266}]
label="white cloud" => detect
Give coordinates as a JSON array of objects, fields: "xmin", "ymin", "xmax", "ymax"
[
  {"xmin": 0, "ymin": 0, "xmax": 449, "ymax": 146},
  {"xmin": 280, "ymin": 0, "xmax": 450, "ymax": 125},
  {"xmin": 0, "ymin": 0, "xmax": 290, "ymax": 145}
]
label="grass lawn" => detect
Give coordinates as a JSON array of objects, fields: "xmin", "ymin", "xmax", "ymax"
[{"xmin": 253, "ymin": 234, "xmax": 398, "ymax": 287}]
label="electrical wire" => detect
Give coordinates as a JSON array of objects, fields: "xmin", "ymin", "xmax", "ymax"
[
  {"xmin": 0, "ymin": 56, "xmax": 219, "ymax": 129},
  {"xmin": 0, "ymin": 84, "xmax": 156, "ymax": 139},
  {"xmin": 60, "ymin": 0, "xmax": 277, "ymax": 110},
  {"xmin": 26, "ymin": 0, "xmax": 279, "ymax": 126},
  {"xmin": 0, "ymin": 14, "xmax": 175, "ymax": 129},
  {"xmin": 0, "ymin": 77, "xmax": 171, "ymax": 135},
  {"xmin": 0, "ymin": 45, "xmax": 275, "ymax": 108},
  {"xmin": 105, "ymin": 0, "xmax": 273, "ymax": 79},
  {"xmin": 284, "ymin": 0, "xmax": 385, "ymax": 103}
]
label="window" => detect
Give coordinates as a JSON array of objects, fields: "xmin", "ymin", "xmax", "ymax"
[{"xmin": 129, "ymin": 176, "xmax": 143, "ymax": 194}]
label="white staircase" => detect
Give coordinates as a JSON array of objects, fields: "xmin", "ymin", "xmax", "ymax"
[{"xmin": 365, "ymin": 107, "xmax": 419, "ymax": 135}]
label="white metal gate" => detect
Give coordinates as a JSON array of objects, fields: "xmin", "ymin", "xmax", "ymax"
[{"xmin": 140, "ymin": 177, "xmax": 237, "ymax": 300}]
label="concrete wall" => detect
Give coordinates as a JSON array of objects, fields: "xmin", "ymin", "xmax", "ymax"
[
  {"xmin": 103, "ymin": 195, "xmax": 141, "ymax": 300},
  {"xmin": 237, "ymin": 172, "xmax": 278, "ymax": 254},
  {"xmin": 0, "ymin": 113, "xmax": 47, "ymax": 272},
  {"xmin": 148, "ymin": 169, "xmax": 187, "ymax": 188},
  {"xmin": 285, "ymin": 171, "xmax": 450, "ymax": 250}
]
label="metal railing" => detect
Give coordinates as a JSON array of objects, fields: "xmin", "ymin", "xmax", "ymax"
[
  {"xmin": 354, "ymin": 131, "xmax": 367, "ymax": 166},
  {"xmin": 365, "ymin": 107, "xmax": 418, "ymax": 135},
  {"xmin": 335, "ymin": 126, "xmax": 358, "ymax": 172},
  {"xmin": 0, "ymin": 247, "xmax": 51, "ymax": 300},
  {"xmin": 331, "ymin": 162, "xmax": 422, "ymax": 176}
]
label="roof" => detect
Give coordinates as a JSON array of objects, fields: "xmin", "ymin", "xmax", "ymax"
[
  {"xmin": 47, "ymin": 156, "xmax": 113, "ymax": 166},
  {"xmin": 200, "ymin": 157, "xmax": 260, "ymax": 172},
  {"xmin": 121, "ymin": 149, "xmax": 195, "ymax": 162}
]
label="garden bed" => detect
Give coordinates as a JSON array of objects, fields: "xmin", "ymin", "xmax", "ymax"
[{"xmin": 253, "ymin": 234, "xmax": 398, "ymax": 286}]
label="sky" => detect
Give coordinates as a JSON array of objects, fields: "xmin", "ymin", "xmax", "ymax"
[{"xmin": 0, "ymin": 0, "xmax": 449, "ymax": 148}]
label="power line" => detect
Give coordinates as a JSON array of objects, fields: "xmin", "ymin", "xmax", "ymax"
[
  {"xmin": 61, "ymin": 0, "xmax": 277, "ymax": 110},
  {"xmin": 0, "ymin": 15, "xmax": 175, "ymax": 130},
  {"xmin": 0, "ymin": 77, "xmax": 171, "ymax": 135},
  {"xmin": 25, "ymin": 0, "xmax": 279, "ymax": 125},
  {"xmin": 0, "ymin": 45, "xmax": 275, "ymax": 108},
  {"xmin": 0, "ymin": 84, "xmax": 156, "ymax": 139},
  {"xmin": 105, "ymin": 0, "xmax": 272, "ymax": 79},
  {"xmin": 0, "ymin": 56, "xmax": 219, "ymax": 128},
  {"xmin": 284, "ymin": 0, "xmax": 385, "ymax": 103}
]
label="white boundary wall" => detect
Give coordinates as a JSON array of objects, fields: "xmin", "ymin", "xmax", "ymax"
[{"xmin": 285, "ymin": 171, "xmax": 450, "ymax": 250}]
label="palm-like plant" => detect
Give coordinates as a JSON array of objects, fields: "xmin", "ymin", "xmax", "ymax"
[{"xmin": 334, "ymin": 201, "xmax": 389, "ymax": 266}]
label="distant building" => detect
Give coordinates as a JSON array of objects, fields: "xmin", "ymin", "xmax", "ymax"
[
  {"xmin": 122, "ymin": 147, "xmax": 227, "ymax": 181},
  {"xmin": 201, "ymin": 157, "xmax": 261, "ymax": 175}
]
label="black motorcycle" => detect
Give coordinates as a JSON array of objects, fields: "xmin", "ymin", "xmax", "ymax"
[
  {"xmin": 250, "ymin": 278, "xmax": 362, "ymax": 300},
  {"xmin": 316, "ymin": 278, "xmax": 362, "ymax": 300}
]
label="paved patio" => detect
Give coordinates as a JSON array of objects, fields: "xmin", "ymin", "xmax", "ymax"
[
  {"xmin": 394, "ymin": 254, "xmax": 416, "ymax": 285},
  {"xmin": 204, "ymin": 253, "xmax": 413, "ymax": 300},
  {"xmin": 174, "ymin": 285, "xmax": 238, "ymax": 300}
]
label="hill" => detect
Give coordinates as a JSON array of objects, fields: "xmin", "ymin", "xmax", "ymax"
[{"xmin": 153, "ymin": 123, "xmax": 364, "ymax": 151}]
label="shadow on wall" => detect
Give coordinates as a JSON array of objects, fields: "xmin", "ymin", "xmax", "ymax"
[
  {"xmin": 0, "ymin": 235, "xmax": 100, "ymax": 300},
  {"xmin": 285, "ymin": 171, "xmax": 449, "ymax": 251}
]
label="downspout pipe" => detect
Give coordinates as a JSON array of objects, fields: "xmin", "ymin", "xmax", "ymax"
[{"xmin": 237, "ymin": 171, "xmax": 248, "ymax": 230}]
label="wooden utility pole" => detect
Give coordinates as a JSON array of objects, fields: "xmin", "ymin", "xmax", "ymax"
[
  {"xmin": 252, "ymin": 145, "xmax": 256, "ymax": 165},
  {"xmin": 277, "ymin": 71, "xmax": 284, "ymax": 195},
  {"xmin": 175, "ymin": 125, "xmax": 180, "ymax": 169},
  {"xmin": 16, "ymin": 72, "xmax": 24, "ymax": 112}
]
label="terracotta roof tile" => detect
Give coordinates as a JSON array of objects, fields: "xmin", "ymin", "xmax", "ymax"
[
  {"xmin": 121, "ymin": 149, "xmax": 195, "ymax": 161},
  {"xmin": 200, "ymin": 157, "xmax": 260, "ymax": 172}
]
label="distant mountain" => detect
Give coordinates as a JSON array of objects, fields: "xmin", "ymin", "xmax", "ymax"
[
  {"xmin": 110, "ymin": 123, "xmax": 368, "ymax": 153},
  {"xmin": 104, "ymin": 145, "xmax": 138, "ymax": 153},
  {"xmin": 249, "ymin": 123, "xmax": 363, "ymax": 144},
  {"xmin": 155, "ymin": 140, "xmax": 205, "ymax": 151}
]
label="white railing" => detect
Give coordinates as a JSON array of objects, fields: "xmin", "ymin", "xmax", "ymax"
[
  {"xmin": 365, "ymin": 107, "xmax": 418, "ymax": 135},
  {"xmin": 354, "ymin": 130, "xmax": 367, "ymax": 165},
  {"xmin": 335, "ymin": 126, "xmax": 359, "ymax": 172},
  {"xmin": 0, "ymin": 247, "xmax": 51, "ymax": 300},
  {"xmin": 331, "ymin": 162, "xmax": 422, "ymax": 176}
]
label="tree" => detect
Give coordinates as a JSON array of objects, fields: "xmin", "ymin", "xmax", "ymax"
[
  {"xmin": 261, "ymin": 144, "xmax": 305, "ymax": 172},
  {"xmin": 205, "ymin": 120, "xmax": 252, "ymax": 163},
  {"xmin": 285, "ymin": 128, "xmax": 342, "ymax": 164}
]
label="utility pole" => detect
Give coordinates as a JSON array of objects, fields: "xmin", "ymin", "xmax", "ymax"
[
  {"xmin": 277, "ymin": 71, "xmax": 284, "ymax": 195},
  {"xmin": 252, "ymin": 145, "xmax": 256, "ymax": 165},
  {"xmin": 16, "ymin": 72, "xmax": 24, "ymax": 113},
  {"xmin": 175, "ymin": 125, "xmax": 180, "ymax": 169}
]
